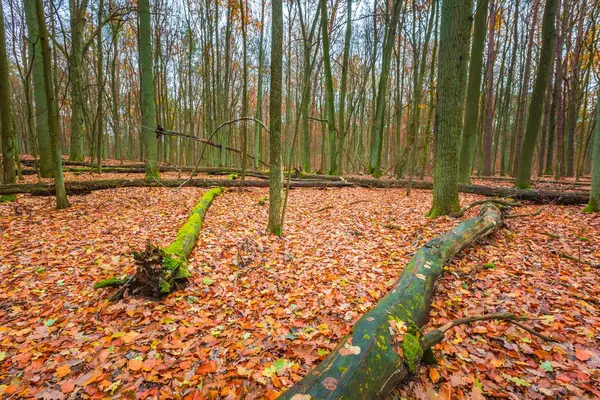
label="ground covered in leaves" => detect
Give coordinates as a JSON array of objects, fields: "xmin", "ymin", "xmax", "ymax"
[{"xmin": 0, "ymin": 178, "xmax": 598, "ymax": 399}]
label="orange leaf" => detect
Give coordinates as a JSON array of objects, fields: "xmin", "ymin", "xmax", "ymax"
[
  {"xmin": 56, "ymin": 364, "xmax": 71, "ymax": 380},
  {"xmin": 575, "ymin": 349, "xmax": 591, "ymax": 361},
  {"xmin": 429, "ymin": 367, "xmax": 441, "ymax": 383},
  {"xmin": 128, "ymin": 359, "xmax": 144, "ymax": 371},
  {"xmin": 197, "ymin": 361, "xmax": 217, "ymax": 375},
  {"xmin": 61, "ymin": 381, "xmax": 75, "ymax": 394}
]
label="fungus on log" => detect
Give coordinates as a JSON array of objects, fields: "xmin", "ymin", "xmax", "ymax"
[
  {"xmin": 94, "ymin": 187, "xmax": 224, "ymax": 299},
  {"xmin": 278, "ymin": 203, "xmax": 503, "ymax": 399}
]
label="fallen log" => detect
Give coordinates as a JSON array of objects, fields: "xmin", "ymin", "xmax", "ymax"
[
  {"xmin": 278, "ymin": 204, "xmax": 504, "ymax": 399},
  {"xmin": 0, "ymin": 178, "xmax": 354, "ymax": 196},
  {"xmin": 343, "ymin": 178, "xmax": 590, "ymax": 205},
  {"xmin": 0, "ymin": 177, "xmax": 590, "ymax": 204},
  {"xmin": 94, "ymin": 187, "xmax": 224, "ymax": 299}
]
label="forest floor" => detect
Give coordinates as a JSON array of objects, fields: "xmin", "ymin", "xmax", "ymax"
[{"xmin": 0, "ymin": 169, "xmax": 599, "ymax": 399}]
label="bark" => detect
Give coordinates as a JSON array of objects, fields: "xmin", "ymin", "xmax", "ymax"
[
  {"xmin": 95, "ymin": 0, "xmax": 104, "ymax": 172},
  {"xmin": 319, "ymin": 0, "xmax": 338, "ymax": 175},
  {"xmin": 336, "ymin": 0, "xmax": 353, "ymax": 175},
  {"xmin": 512, "ymin": 0, "xmax": 541, "ymax": 176},
  {"xmin": 368, "ymin": 0, "xmax": 403, "ymax": 177},
  {"xmin": 457, "ymin": 0, "xmax": 489, "ymax": 183},
  {"xmin": 0, "ymin": 0, "xmax": 15, "ymax": 184},
  {"xmin": 34, "ymin": 0, "xmax": 69, "ymax": 209},
  {"xmin": 68, "ymin": 0, "xmax": 89, "ymax": 161},
  {"xmin": 240, "ymin": 0, "xmax": 248, "ymax": 179},
  {"xmin": 139, "ymin": 0, "xmax": 159, "ymax": 179},
  {"xmin": 268, "ymin": 0, "xmax": 283, "ymax": 235},
  {"xmin": 428, "ymin": 0, "xmax": 473, "ymax": 217},
  {"xmin": 279, "ymin": 204, "xmax": 503, "ymax": 399},
  {"xmin": 254, "ymin": 0, "xmax": 266, "ymax": 170},
  {"xmin": 482, "ymin": 0, "xmax": 496, "ymax": 176},
  {"xmin": 515, "ymin": 0, "xmax": 557, "ymax": 189},
  {"xmin": 23, "ymin": 0, "xmax": 54, "ymax": 176},
  {"xmin": 94, "ymin": 187, "xmax": 223, "ymax": 298}
]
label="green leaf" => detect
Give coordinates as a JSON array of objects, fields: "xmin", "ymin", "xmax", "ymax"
[
  {"xmin": 540, "ymin": 361, "xmax": 553, "ymax": 372},
  {"xmin": 504, "ymin": 375, "xmax": 531, "ymax": 387},
  {"xmin": 262, "ymin": 358, "xmax": 294, "ymax": 377},
  {"xmin": 202, "ymin": 277, "xmax": 215, "ymax": 286},
  {"xmin": 0, "ymin": 352, "xmax": 6, "ymax": 362},
  {"xmin": 187, "ymin": 295, "xmax": 199, "ymax": 304},
  {"xmin": 44, "ymin": 319, "xmax": 56, "ymax": 327}
]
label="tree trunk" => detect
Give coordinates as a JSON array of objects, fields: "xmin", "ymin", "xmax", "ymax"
[
  {"xmin": 515, "ymin": 0, "xmax": 557, "ymax": 189},
  {"xmin": 368, "ymin": 0, "xmax": 403, "ymax": 177},
  {"xmin": 458, "ymin": 0, "xmax": 489, "ymax": 183},
  {"xmin": 35, "ymin": 0, "xmax": 69, "ymax": 208},
  {"xmin": 254, "ymin": 0, "xmax": 265, "ymax": 170},
  {"xmin": 0, "ymin": 0, "xmax": 15, "ymax": 184},
  {"xmin": 482, "ymin": 0, "xmax": 496, "ymax": 176},
  {"xmin": 512, "ymin": 0, "xmax": 541, "ymax": 176},
  {"xmin": 428, "ymin": 0, "xmax": 473, "ymax": 217},
  {"xmin": 279, "ymin": 204, "xmax": 503, "ymax": 399},
  {"xmin": 139, "ymin": 0, "xmax": 159, "ymax": 179},
  {"xmin": 584, "ymin": 91, "xmax": 600, "ymax": 212},
  {"xmin": 337, "ymin": 0, "xmax": 352, "ymax": 175},
  {"xmin": 24, "ymin": 0, "xmax": 54, "ymax": 176},
  {"xmin": 268, "ymin": 0, "xmax": 284, "ymax": 236}
]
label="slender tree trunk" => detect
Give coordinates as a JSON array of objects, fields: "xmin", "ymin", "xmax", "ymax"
[
  {"xmin": 240, "ymin": 0, "xmax": 248, "ymax": 179},
  {"xmin": 482, "ymin": 0, "xmax": 496, "ymax": 176},
  {"xmin": 512, "ymin": 0, "xmax": 541, "ymax": 176},
  {"xmin": 268, "ymin": 0, "xmax": 283, "ymax": 235},
  {"xmin": 427, "ymin": 0, "xmax": 473, "ymax": 217},
  {"xmin": 337, "ymin": 0, "xmax": 352, "ymax": 175},
  {"xmin": 457, "ymin": 0, "xmax": 489, "ymax": 182},
  {"xmin": 368, "ymin": 0, "xmax": 404, "ymax": 177},
  {"xmin": 254, "ymin": 0, "xmax": 265, "ymax": 170},
  {"xmin": 0, "ymin": 0, "xmax": 15, "ymax": 184},
  {"xmin": 35, "ymin": 0, "xmax": 69, "ymax": 208},
  {"xmin": 553, "ymin": 0, "xmax": 565, "ymax": 179},
  {"xmin": 583, "ymin": 91, "xmax": 600, "ymax": 212},
  {"xmin": 515, "ymin": 0, "xmax": 557, "ymax": 188},
  {"xmin": 96, "ymin": 0, "xmax": 104, "ymax": 173}
]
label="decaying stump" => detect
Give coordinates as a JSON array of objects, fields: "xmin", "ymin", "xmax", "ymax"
[
  {"xmin": 279, "ymin": 203, "xmax": 504, "ymax": 399},
  {"xmin": 94, "ymin": 187, "xmax": 224, "ymax": 299}
]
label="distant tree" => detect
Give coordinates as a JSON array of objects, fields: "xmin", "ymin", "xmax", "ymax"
[
  {"xmin": 427, "ymin": 0, "xmax": 473, "ymax": 217},
  {"xmin": 515, "ymin": 0, "xmax": 557, "ymax": 189},
  {"xmin": 319, "ymin": 0, "xmax": 337, "ymax": 175}
]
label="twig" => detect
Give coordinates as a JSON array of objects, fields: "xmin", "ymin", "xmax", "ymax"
[
  {"xmin": 505, "ymin": 208, "xmax": 543, "ymax": 219},
  {"xmin": 557, "ymin": 251, "xmax": 599, "ymax": 268},
  {"xmin": 451, "ymin": 199, "xmax": 520, "ymax": 218},
  {"xmin": 420, "ymin": 312, "xmax": 558, "ymax": 350}
]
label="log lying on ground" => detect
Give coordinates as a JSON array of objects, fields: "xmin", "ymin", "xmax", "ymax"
[
  {"xmin": 472, "ymin": 175, "xmax": 591, "ymax": 186},
  {"xmin": 94, "ymin": 187, "xmax": 224, "ymax": 299},
  {"xmin": 278, "ymin": 204, "xmax": 504, "ymax": 399},
  {"xmin": 0, "ymin": 177, "xmax": 590, "ymax": 204}
]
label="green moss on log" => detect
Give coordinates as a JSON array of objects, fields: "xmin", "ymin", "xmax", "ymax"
[
  {"xmin": 94, "ymin": 187, "xmax": 224, "ymax": 297},
  {"xmin": 93, "ymin": 275, "xmax": 131, "ymax": 289},
  {"xmin": 278, "ymin": 204, "xmax": 503, "ymax": 399},
  {"xmin": 0, "ymin": 194, "xmax": 16, "ymax": 202}
]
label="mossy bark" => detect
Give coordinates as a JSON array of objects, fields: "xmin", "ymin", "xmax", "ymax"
[
  {"xmin": 279, "ymin": 204, "xmax": 503, "ymax": 399},
  {"xmin": 94, "ymin": 187, "xmax": 223, "ymax": 298}
]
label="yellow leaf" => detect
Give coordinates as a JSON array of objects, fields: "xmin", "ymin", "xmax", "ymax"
[
  {"xmin": 429, "ymin": 367, "xmax": 441, "ymax": 383},
  {"xmin": 56, "ymin": 364, "xmax": 71, "ymax": 380}
]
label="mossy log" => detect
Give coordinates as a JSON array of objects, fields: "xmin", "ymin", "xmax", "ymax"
[
  {"xmin": 0, "ymin": 177, "xmax": 590, "ymax": 204},
  {"xmin": 94, "ymin": 187, "xmax": 223, "ymax": 298},
  {"xmin": 278, "ymin": 204, "xmax": 503, "ymax": 399}
]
